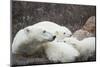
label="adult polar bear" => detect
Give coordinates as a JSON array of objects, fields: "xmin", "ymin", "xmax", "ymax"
[
  {"xmin": 12, "ymin": 21, "xmax": 75, "ymax": 64},
  {"xmin": 33, "ymin": 21, "xmax": 72, "ymax": 41},
  {"xmin": 12, "ymin": 26, "xmax": 56, "ymax": 55}
]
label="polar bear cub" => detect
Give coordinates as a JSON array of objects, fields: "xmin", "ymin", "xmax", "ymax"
[
  {"xmin": 63, "ymin": 37, "xmax": 95, "ymax": 61},
  {"xmin": 43, "ymin": 41, "xmax": 80, "ymax": 62},
  {"xmin": 12, "ymin": 26, "xmax": 56, "ymax": 55},
  {"xmin": 33, "ymin": 21, "xmax": 72, "ymax": 40}
]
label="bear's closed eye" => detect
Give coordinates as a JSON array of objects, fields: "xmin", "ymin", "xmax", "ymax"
[
  {"xmin": 43, "ymin": 30, "xmax": 46, "ymax": 33},
  {"xmin": 64, "ymin": 41, "xmax": 66, "ymax": 43},
  {"xmin": 64, "ymin": 32, "xmax": 66, "ymax": 34},
  {"xmin": 26, "ymin": 29, "xmax": 30, "ymax": 33}
]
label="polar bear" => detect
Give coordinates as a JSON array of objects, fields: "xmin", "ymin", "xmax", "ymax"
[
  {"xmin": 33, "ymin": 21, "xmax": 72, "ymax": 41},
  {"xmin": 42, "ymin": 41, "xmax": 80, "ymax": 62},
  {"xmin": 12, "ymin": 26, "xmax": 56, "ymax": 55},
  {"xmin": 63, "ymin": 37, "xmax": 95, "ymax": 61}
]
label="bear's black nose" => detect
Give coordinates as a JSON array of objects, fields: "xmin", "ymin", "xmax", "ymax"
[{"xmin": 53, "ymin": 36, "xmax": 56, "ymax": 40}]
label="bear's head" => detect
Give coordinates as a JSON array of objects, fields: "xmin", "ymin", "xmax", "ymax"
[
  {"xmin": 55, "ymin": 26, "xmax": 72, "ymax": 40},
  {"xmin": 61, "ymin": 26, "xmax": 72, "ymax": 37},
  {"xmin": 24, "ymin": 26, "xmax": 56, "ymax": 43}
]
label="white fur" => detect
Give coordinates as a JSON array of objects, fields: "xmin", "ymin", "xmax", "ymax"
[
  {"xmin": 33, "ymin": 21, "xmax": 72, "ymax": 41},
  {"xmin": 43, "ymin": 41, "xmax": 80, "ymax": 62},
  {"xmin": 12, "ymin": 26, "xmax": 55, "ymax": 55},
  {"xmin": 61, "ymin": 26, "xmax": 72, "ymax": 37},
  {"xmin": 63, "ymin": 37, "xmax": 95, "ymax": 61},
  {"xmin": 55, "ymin": 26, "xmax": 72, "ymax": 41}
]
